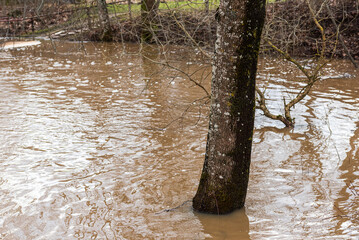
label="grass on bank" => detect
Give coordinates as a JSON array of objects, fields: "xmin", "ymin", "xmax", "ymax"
[
  {"xmin": 106, "ymin": 0, "xmax": 280, "ymax": 16},
  {"xmin": 107, "ymin": 0, "xmax": 219, "ymax": 16},
  {"xmin": 19, "ymin": 0, "xmax": 282, "ymax": 37}
]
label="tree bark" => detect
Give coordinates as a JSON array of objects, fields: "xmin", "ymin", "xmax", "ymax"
[
  {"xmin": 204, "ymin": 0, "xmax": 209, "ymax": 14},
  {"xmin": 193, "ymin": 0, "xmax": 266, "ymax": 214},
  {"xmin": 141, "ymin": 0, "xmax": 159, "ymax": 42},
  {"xmin": 97, "ymin": 0, "xmax": 112, "ymax": 41},
  {"xmin": 127, "ymin": 0, "xmax": 132, "ymax": 22}
]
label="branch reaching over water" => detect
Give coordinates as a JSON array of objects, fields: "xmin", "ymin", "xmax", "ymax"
[
  {"xmin": 255, "ymin": 86, "xmax": 294, "ymax": 128},
  {"xmin": 162, "ymin": 2, "xmax": 211, "ymax": 59},
  {"xmin": 141, "ymin": 54, "xmax": 211, "ymax": 98},
  {"xmin": 258, "ymin": 1, "xmax": 336, "ymax": 128}
]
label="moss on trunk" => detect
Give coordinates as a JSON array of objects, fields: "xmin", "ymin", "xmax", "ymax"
[
  {"xmin": 193, "ymin": 0, "xmax": 266, "ymax": 214},
  {"xmin": 141, "ymin": 0, "xmax": 159, "ymax": 42}
]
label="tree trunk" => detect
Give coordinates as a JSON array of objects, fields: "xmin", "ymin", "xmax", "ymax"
[
  {"xmin": 193, "ymin": 0, "xmax": 266, "ymax": 214},
  {"xmin": 127, "ymin": 0, "xmax": 132, "ymax": 22},
  {"xmin": 204, "ymin": 0, "xmax": 209, "ymax": 14},
  {"xmin": 97, "ymin": 0, "xmax": 112, "ymax": 41},
  {"xmin": 141, "ymin": 0, "xmax": 159, "ymax": 42}
]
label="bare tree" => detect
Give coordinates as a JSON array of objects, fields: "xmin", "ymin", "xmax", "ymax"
[
  {"xmin": 97, "ymin": 0, "xmax": 112, "ymax": 41},
  {"xmin": 141, "ymin": 0, "xmax": 159, "ymax": 42}
]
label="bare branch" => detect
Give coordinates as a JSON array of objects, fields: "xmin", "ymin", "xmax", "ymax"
[{"xmin": 141, "ymin": 54, "xmax": 211, "ymax": 99}]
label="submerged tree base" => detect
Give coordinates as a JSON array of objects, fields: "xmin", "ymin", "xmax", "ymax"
[
  {"xmin": 192, "ymin": 0, "xmax": 266, "ymax": 214},
  {"xmin": 192, "ymin": 161, "xmax": 249, "ymax": 214}
]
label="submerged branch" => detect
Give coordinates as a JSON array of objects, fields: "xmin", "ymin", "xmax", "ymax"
[{"xmin": 255, "ymin": 86, "xmax": 294, "ymax": 128}]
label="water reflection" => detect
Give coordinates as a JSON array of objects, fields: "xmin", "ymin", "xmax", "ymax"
[
  {"xmin": 334, "ymin": 121, "xmax": 359, "ymax": 237},
  {"xmin": 0, "ymin": 41, "xmax": 358, "ymax": 239},
  {"xmin": 196, "ymin": 209, "xmax": 250, "ymax": 239}
]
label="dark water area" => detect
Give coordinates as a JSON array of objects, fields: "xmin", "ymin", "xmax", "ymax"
[{"xmin": 0, "ymin": 41, "xmax": 358, "ymax": 239}]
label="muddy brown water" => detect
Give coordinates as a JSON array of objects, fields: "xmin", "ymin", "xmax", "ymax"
[{"xmin": 0, "ymin": 41, "xmax": 358, "ymax": 239}]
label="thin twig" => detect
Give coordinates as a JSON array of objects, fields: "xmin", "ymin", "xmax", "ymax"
[{"xmin": 142, "ymin": 54, "xmax": 211, "ymax": 98}]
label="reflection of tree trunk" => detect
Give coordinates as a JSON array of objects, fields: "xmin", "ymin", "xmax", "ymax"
[
  {"xmin": 333, "ymin": 122, "xmax": 359, "ymax": 234},
  {"xmin": 193, "ymin": 0, "xmax": 266, "ymax": 214},
  {"xmin": 141, "ymin": 0, "xmax": 159, "ymax": 42},
  {"xmin": 195, "ymin": 208, "xmax": 250, "ymax": 238},
  {"xmin": 97, "ymin": 0, "xmax": 112, "ymax": 41},
  {"xmin": 141, "ymin": 45, "xmax": 161, "ymax": 94}
]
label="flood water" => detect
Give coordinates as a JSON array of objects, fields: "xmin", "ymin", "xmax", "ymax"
[{"xmin": 0, "ymin": 41, "xmax": 358, "ymax": 239}]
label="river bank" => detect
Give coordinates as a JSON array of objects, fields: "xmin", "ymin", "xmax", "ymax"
[{"xmin": 1, "ymin": 1, "xmax": 359, "ymax": 60}]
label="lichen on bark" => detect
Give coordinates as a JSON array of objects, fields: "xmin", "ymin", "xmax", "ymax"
[{"xmin": 193, "ymin": 0, "xmax": 266, "ymax": 214}]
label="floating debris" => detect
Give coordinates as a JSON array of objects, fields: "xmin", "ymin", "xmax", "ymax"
[{"xmin": 1, "ymin": 40, "xmax": 41, "ymax": 50}]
